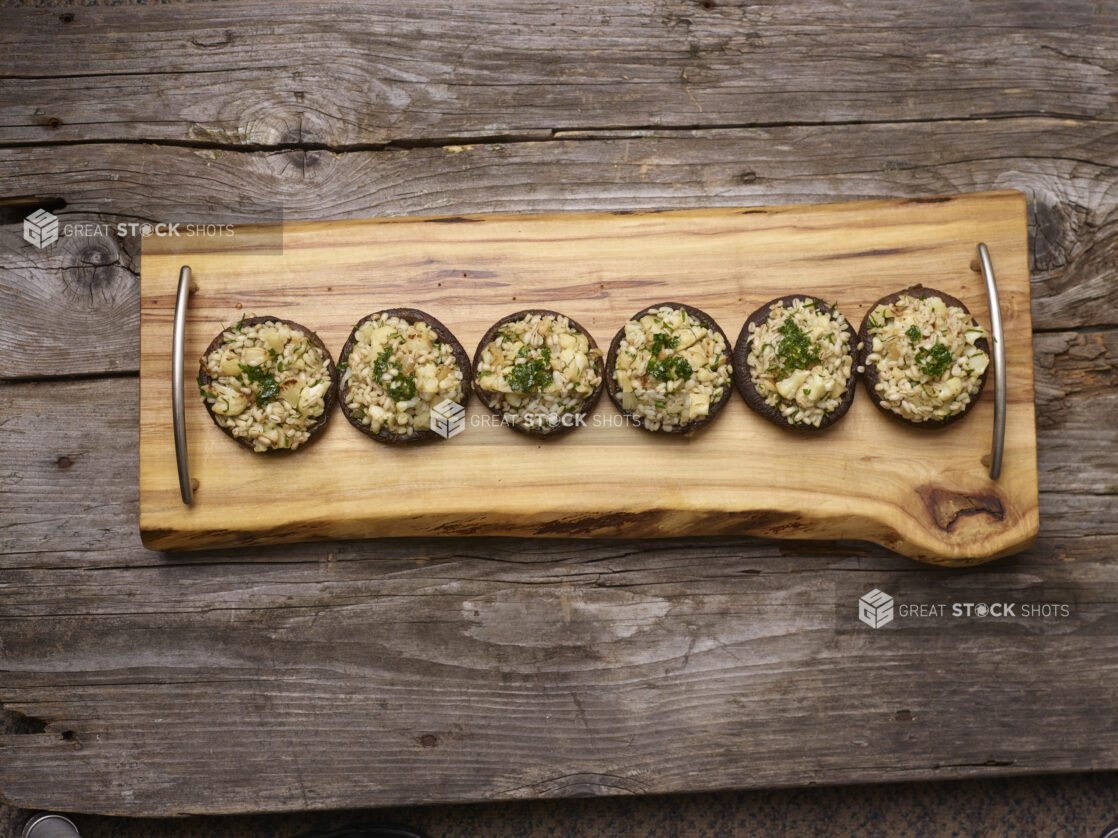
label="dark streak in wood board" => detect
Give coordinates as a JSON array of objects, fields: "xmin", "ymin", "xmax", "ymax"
[
  {"xmin": 918, "ymin": 487, "xmax": 1007, "ymax": 532},
  {"xmin": 905, "ymin": 196, "xmax": 954, "ymax": 204},
  {"xmin": 811, "ymin": 246, "xmax": 923, "ymax": 260}
]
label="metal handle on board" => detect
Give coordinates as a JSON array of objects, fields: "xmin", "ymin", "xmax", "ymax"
[
  {"xmin": 976, "ymin": 243, "xmax": 1006, "ymax": 481},
  {"xmin": 173, "ymin": 265, "xmax": 194, "ymax": 504}
]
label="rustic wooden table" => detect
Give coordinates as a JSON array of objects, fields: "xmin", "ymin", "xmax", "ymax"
[{"xmin": 1, "ymin": 0, "xmax": 1116, "ymax": 819}]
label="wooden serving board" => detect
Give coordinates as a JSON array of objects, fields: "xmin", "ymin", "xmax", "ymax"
[{"xmin": 139, "ymin": 190, "xmax": 1038, "ymax": 564}]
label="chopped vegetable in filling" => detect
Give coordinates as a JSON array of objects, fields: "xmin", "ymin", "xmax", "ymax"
[
  {"xmin": 342, "ymin": 313, "xmax": 465, "ymax": 436},
  {"xmin": 614, "ymin": 305, "xmax": 731, "ymax": 431},
  {"xmin": 746, "ymin": 298, "xmax": 852, "ymax": 428},
  {"xmin": 864, "ymin": 292, "xmax": 989, "ymax": 422},
  {"xmin": 199, "ymin": 319, "xmax": 332, "ymax": 452},
  {"xmin": 476, "ymin": 313, "xmax": 602, "ymax": 432}
]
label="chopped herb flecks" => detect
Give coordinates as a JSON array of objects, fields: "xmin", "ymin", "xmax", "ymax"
[
  {"xmin": 774, "ymin": 317, "xmax": 821, "ymax": 379},
  {"xmin": 506, "ymin": 346, "xmax": 554, "ymax": 393},
  {"xmin": 647, "ymin": 355, "xmax": 692, "ymax": 381},
  {"xmin": 239, "ymin": 363, "xmax": 280, "ymax": 405},
  {"xmin": 645, "ymin": 332, "xmax": 691, "ymax": 381},
  {"xmin": 649, "ymin": 332, "xmax": 680, "ymax": 357},
  {"xmin": 373, "ymin": 347, "xmax": 417, "ymax": 401},
  {"xmin": 915, "ymin": 341, "xmax": 953, "ymax": 377}
]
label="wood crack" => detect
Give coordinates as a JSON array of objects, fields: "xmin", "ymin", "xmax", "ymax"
[{"xmin": 0, "ymin": 114, "xmax": 1114, "ymax": 155}]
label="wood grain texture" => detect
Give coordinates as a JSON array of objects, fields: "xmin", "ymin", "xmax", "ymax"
[
  {"xmin": 0, "ymin": 328, "xmax": 1114, "ymax": 816},
  {"xmin": 1, "ymin": 0, "xmax": 1115, "ymax": 819},
  {"xmin": 137, "ymin": 192, "xmax": 1038, "ymax": 562},
  {"xmin": 2, "ymin": 0, "xmax": 1116, "ymax": 146},
  {"xmin": 2, "ymin": 118, "xmax": 1115, "ymax": 378}
]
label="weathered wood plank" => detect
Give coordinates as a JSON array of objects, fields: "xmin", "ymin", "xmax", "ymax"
[
  {"xmin": 2, "ymin": 118, "xmax": 1116, "ymax": 378},
  {"xmin": 1, "ymin": 507, "xmax": 1116, "ymax": 815},
  {"xmin": 2, "ymin": 607, "xmax": 1115, "ymax": 816},
  {"xmin": 1, "ymin": 0, "xmax": 1115, "ymax": 146}
]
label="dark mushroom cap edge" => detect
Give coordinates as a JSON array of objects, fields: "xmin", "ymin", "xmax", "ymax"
[
  {"xmin": 732, "ymin": 295, "xmax": 858, "ymax": 432},
  {"xmin": 472, "ymin": 309, "xmax": 605, "ymax": 439},
  {"xmin": 605, "ymin": 301, "xmax": 734, "ymax": 435},
  {"xmin": 857, "ymin": 284, "xmax": 991, "ymax": 428},
  {"xmin": 337, "ymin": 308, "xmax": 473, "ymax": 445},
  {"xmin": 197, "ymin": 315, "xmax": 339, "ymax": 454}
]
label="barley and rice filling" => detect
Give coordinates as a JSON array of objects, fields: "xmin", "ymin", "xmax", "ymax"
[
  {"xmin": 614, "ymin": 306, "xmax": 731, "ymax": 431},
  {"xmin": 746, "ymin": 299, "xmax": 853, "ymax": 428},
  {"xmin": 200, "ymin": 319, "xmax": 332, "ymax": 452},
  {"xmin": 476, "ymin": 313, "xmax": 601, "ymax": 431},
  {"xmin": 343, "ymin": 314, "xmax": 465, "ymax": 436},
  {"xmin": 864, "ymin": 293, "xmax": 989, "ymax": 422}
]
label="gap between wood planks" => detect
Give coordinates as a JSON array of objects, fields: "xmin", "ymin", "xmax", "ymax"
[{"xmin": 1, "ymin": 113, "xmax": 1116, "ymax": 154}]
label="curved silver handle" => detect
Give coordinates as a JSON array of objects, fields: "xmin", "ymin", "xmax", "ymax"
[
  {"xmin": 976, "ymin": 243, "xmax": 1006, "ymax": 481},
  {"xmin": 173, "ymin": 265, "xmax": 194, "ymax": 504}
]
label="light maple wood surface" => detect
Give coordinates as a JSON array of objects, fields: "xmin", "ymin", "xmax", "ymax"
[{"xmin": 139, "ymin": 190, "xmax": 1037, "ymax": 563}]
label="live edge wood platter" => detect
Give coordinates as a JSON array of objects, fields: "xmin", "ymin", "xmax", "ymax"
[{"xmin": 139, "ymin": 190, "xmax": 1038, "ymax": 565}]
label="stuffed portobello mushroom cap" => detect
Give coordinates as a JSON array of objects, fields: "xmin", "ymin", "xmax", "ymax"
[
  {"xmin": 733, "ymin": 295, "xmax": 857, "ymax": 431},
  {"xmin": 472, "ymin": 309, "xmax": 605, "ymax": 438},
  {"xmin": 197, "ymin": 315, "xmax": 338, "ymax": 453},
  {"xmin": 858, "ymin": 284, "xmax": 990, "ymax": 428},
  {"xmin": 606, "ymin": 302, "xmax": 733, "ymax": 435},
  {"xmin": 338, "ymin": 308, "xmax": 472, "ymax": 444}
]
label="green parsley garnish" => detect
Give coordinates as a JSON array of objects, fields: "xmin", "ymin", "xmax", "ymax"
[
  {"xmin": 374, "ymin": 347, "xmax": 416, "ymax": 401},
  {"xmin": 915, "ymin": 341, "xmax": 953, "ymax": 377},
  {"xmin": 506, "ymin": 346, "xmax": 554, "ymax": 393},
  {"xmin": 649, "ymin": 332, "xmax": 680, "ymax": 357},
  {"xmin": 373, "ymin": 347, "xmax": 393, "ymax": 379},
  {"xmin": 906, "ymin": 325, "xmax": 922, "ymax": 344},
  {"xmin": 239, "ymin": 363, "xmax": 280, "ymax": 405},
  {"xmin": 647, "ymin": 356, "xmax": 693, "ymax": 381},
  {"xmin": 388, "ymin": 376, "xmax": 415, "ymax": 401},
  {"xmin": 644, "ymin": 332, "xmax": 690, "ymax": 381},
  {"xmin": 774, "ymin": 318, "xmax": 821, "ymax": 379}
]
